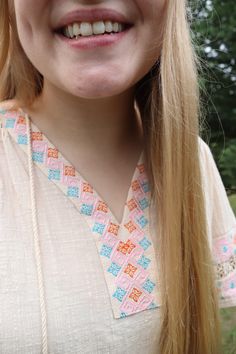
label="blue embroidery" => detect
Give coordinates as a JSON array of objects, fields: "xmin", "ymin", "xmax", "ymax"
[
  {"xmin": 5, "ymin": 118, "xmax": 15, "ymax": 128},
  {"xmin": 81, "ymin": 203, "xmax": 93, "ymax": 216},
  {"xmin": 148, "ymin": 301, "xmax": 158, "ymax": 309},
  {"xmin": 139, "ymin": 198, "xmax": 149, "ymax": 210},
  {"xmin": 67, "ymin": 186, "xmax": 79, "ymax": 197},
  {"xmin": 3, "ymin": 111, "xmax": 160, "ymax": 319},
  {"xmin": 223, "ymin": 245, "xmax": 228, "ymax": 253},
  {"xmin": 32, "ymin": 151, "xmax": 44, "ymax": 163},
  {"xmin": 108, "ymin": 262, "xmax": 121, "ymax": 276},
  {"xmin": 139, "ymin": 237, "xmax": 151, "ymax": 250},
  {"xmin": 137, "ymin": 215, "xmax": 148, "ymax": 228},
  {"xmin": 100, "ymin": 244, "xmax": 113, "ymax": 258},
  {"xmin": 138, "ymin": 255, "xmax": 151, "ymax": 269},
  {"xmin": 120, "ymin": 312, "xmax": 127, "ymax": 318},
  {"xmin": 48, "ymin": 169, "xmax": 61, "ymax": 181},
  {"xmin": 143, "ymin": 278, "xmax": 155, "ymax": 293},
  {"xmin": 113, "ymin": 287, "xmax": 127, "ymax": 302},
  {"xmin": 93, "ymin": 222, "xmax": 105, "ymax": 235},
  {"xmin": 141, "ymin": 181, "xmax": 150, "ymax": 193},
  {"xmin": 18, "ymin": 134, "xmax": 28, "ymax": 145}
]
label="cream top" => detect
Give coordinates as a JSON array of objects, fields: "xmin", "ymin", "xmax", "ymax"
[{"xmin": 0, "ymin": 107, "xmax": 235, "ymax": 354}]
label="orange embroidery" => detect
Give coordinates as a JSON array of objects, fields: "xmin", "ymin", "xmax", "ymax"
[
  {"xmin": 64, "ymin": 165, "xmax": 76, "ymax": 177},
  {"xmin": 131, "ymin": 180, "xmax": 140, "ymax": 191},
  {"xmin": 124, "ymin": 263, "xmax": 138, "ymax": 277},
  {"xmin": 83, "ymin": 182, "xmax": 93, "ymax": 193},
  {"xmin": 117, "ymin": 239, "xmax": 136, "ymax": 255},
  {"xmin": 108, "ymin": 222, "xmax": 120, "ymax": 236},
  {"xmin": 129, "ymin": 287, "xmax": 142, "ymax": 302},
  {"xmin": 124, "ymin": 220, "xmax": 136, "ymax": 233},
  {"xmin": 2, "ymin": 111, "xmax": 160, "ymax": 318},
  {"xmin": 31, "ymin": 132, "xmax": 43, "ymax": 141},
  {"xmin": 126, "ymin": 239, "xmax": 136, "ymax": 253},
  {"xmin": 117, "ymin": 241, "xmax": 127, "ymax": 254},
  {"xmin": 97, "ymin": 201, "xmax": 108, "ymax": 213},
  {"xmin": 48, "ymin": 148, "xmax": 59, "ymax": 159},
  {"xmin": 17, "ymin": 116, "xmax": 26, "ymax": 125},
  {"xmin": 127, "ymin": 199, "xmax": 138, "ymax": 211}
]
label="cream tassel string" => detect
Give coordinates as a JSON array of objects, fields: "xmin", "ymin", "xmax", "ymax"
[{"xmin": 25, "ymin": 112, "xmax": 49, "ymax": 354}]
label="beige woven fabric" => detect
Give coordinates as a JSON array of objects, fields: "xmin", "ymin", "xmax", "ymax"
[{"xmin": 0, "ymin": 108, "xmax": 235, "ymax": 353}]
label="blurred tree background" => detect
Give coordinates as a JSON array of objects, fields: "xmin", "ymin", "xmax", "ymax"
[
  {"xmin": 191, "ymin": 1, "xmax": 236, "ymax": 352},
  {"xmin": 191, "ymin": 0, "xmax": 236, "ymax": 206}
]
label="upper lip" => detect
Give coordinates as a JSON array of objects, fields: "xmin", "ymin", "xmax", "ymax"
[{"xmin": 54, "ymin": 8, "xmax": 133, "ymax": 30}]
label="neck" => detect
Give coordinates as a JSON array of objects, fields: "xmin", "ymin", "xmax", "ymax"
[{"xmin": 26, "ymin": 80, "xmax": 143, "ymax": 158}]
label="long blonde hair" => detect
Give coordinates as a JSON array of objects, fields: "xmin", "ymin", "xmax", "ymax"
[{"xmin": 0, "ymin": 0, "xmax": 222, "ymax": 353}]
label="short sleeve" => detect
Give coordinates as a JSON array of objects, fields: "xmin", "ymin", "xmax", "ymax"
[{"xmin": 199, "ymin": 138, "xmax": 236, "ymax": 308}]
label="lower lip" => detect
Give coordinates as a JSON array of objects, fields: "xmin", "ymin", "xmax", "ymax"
[{"xmin": 55, "ymin": 28, "xmax": 131, "ymax": 50}]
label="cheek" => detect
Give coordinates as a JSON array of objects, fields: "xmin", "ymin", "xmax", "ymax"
[
  {"xmin": 131, "ymin": 0, "xmax": 166, "ymax": 82},
  {"xmin": 136, "ymin": 0, "xmax": 166, "ymax": 34},
  {"xmin": 13, "ymin": 0, "xmax": 48, "ymax": 43}
]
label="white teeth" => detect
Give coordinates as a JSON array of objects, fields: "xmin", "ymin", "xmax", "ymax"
[
  {"xmin": 62, "ymin": 20, "xmax": 125, "ymax": 39},
  {"xmin": 64, "ymin": 26, "xmax": 70, "ymax": 38},
  {"xmin": 113, "ymin": 22, "xmax": 119, "ymax": 33},
  {"xmin": 92, "ymin": 21, "xmax": 105, "ymax": 35},
  {"xmin": 104, "ymin": 21, "xmax": 113, "ymax": 33},
  {"xmin": 80, "ymin": 22, "xmax": 93, "ymax": 36},
  {"xmin": 68, "ymin": 25, "xmax": 73, "ymax": 38},
  {"xmin": 73, "ymin": 23, "xmax": 80, "ymax": 36}
]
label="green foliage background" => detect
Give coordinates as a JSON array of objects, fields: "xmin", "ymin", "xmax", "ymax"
[
  {"xmin": 191, "ymin": 0, "xmax": 236, "ymax": 194},
  {"xmin": 191, "ymin": 1, "xmax": 236, "ymax": 352}
]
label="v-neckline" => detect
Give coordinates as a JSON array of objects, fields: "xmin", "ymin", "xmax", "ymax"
[
  {"xmin": 29, "ymin": 113, "xmax": 144, "ymax": 226},
  {"xmin": 1, "ymin": 107, "xmax": 161, "ymax": 319},
  {"xmin": 8, "ymin": 108, "xmax": 146, "ymax": 228}
]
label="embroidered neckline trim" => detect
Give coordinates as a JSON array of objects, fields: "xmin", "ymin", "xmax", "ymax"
[{"xmin": 1, "ymin": 108, "xmax": 161, "ymax": 319}]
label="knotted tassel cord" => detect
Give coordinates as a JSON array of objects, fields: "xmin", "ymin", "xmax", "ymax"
[{"xmin": 25, "ymin": 111, "xmax": 49, "ymax": 354}]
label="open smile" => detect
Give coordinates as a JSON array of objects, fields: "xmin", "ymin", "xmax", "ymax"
[{"xmin": 53, "ymin": 8, "xmax": 134, "ymax": 49}]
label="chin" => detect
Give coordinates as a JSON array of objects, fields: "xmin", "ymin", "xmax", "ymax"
[{"xmin": 70, "ymin": 84, "xmax": 128, "ymax": 99}]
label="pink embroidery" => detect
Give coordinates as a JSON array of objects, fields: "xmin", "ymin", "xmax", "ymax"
[
  {"xmin": 214, "ymin": 229, "xmax": 236, "ymax": 263},
  {"xmin": 213, "ymin": 227, "xmax": 236, "ymax": 266},
  {"xmin": 1, "ymin": 109, "xmax": 161, "ymax": 318},
  {"xmin": 213, "ymin": 226, "xmax": 236, "ymax": 303},
  {"xmin": 33, "ymin": 140, "xmax": 48, "ymax": 155}
]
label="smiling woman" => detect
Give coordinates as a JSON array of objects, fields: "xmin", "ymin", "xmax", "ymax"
[
  {"xmin": 8, "ymin": 0, "xmax": 165, "ymax": 99},
  {"xmin": 0, "ymin": 1, "xmax": 236, "ymax": 354}
]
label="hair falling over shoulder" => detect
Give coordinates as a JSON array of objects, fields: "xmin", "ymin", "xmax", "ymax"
[{"xmin": 0, "ymin": 0, "xmax": 222, "ymax": 353}]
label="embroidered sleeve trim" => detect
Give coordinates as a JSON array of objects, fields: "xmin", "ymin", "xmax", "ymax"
[
  {"xmin": 213, "ymin": 226, "xmax": 236, "ymax": 303},
  {"xmin": 216, "ymin": 254, "xmax": 236, "ymax": 280}
]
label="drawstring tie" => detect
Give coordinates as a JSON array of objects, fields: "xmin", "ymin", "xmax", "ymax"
[{"xmin": 25, "ymin": 112, "xmax": 49, "ymax": 354}]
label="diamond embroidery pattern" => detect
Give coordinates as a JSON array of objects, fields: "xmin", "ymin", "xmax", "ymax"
[
  {"xmin": 213, "ymin": 226, "xmax": 236, "ymax": 302},
  {"xmin": 1, "ymin": 109, "xmax": 161, "ymax": 319}
]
